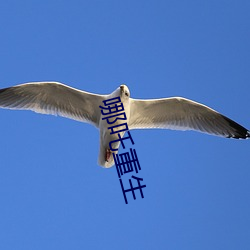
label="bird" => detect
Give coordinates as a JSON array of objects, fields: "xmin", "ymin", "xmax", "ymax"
[{"xmin": 0, "ymin": 82, "xmax": 249, "ymax": 168}]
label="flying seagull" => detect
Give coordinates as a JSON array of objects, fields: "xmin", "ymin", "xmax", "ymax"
[{"xmin": 0, "ymin": 82, "xmax": 249, "ymax": 167}]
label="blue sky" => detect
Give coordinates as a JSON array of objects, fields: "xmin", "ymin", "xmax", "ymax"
[{"xmin": 0, "ymin": 1, "xmax": 249, "ymax": 249}]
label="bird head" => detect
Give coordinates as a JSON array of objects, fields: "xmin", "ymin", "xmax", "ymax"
[{"xmin": 119, "ymin": 84, "xmax": 130, "ymax": 99}]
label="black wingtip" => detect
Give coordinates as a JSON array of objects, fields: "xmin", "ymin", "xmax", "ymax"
[
  {"xmin": 0, "ymin": 88, "xmax": 8, "ymax": 94},
  {"xmin": 222, "ymin": 115, "xmax": 250, "ymax": 139}
]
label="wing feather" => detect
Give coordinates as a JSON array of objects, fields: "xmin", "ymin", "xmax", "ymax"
[
  {"xmin": 0, "ymin": 82, "xmax": 105, "ymax": 127},
  {"xmin": 129, "ymin": 97, "xmax": 249, "ymax": 139}
]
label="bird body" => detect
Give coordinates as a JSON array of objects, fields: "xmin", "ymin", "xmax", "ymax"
[
  {"xmin": 0, "ymin": 82, "xmax": 249, "ymax": 167},
  {"xmin": 98, "ymin": 86, "xmax": 130, "ymax": 167}
]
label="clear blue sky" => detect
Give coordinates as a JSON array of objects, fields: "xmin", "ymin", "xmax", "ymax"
[{"xmin": 0, "ymin": 1, "xmax": 249, "ymax": 249}]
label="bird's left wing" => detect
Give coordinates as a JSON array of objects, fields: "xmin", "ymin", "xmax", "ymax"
[
  {"xmin": 0, "ymin": 82, "xmax": 106, "ymax": 127},
  {"xmin": 129, "ymin": 97, "xmax": 249, "ymax": 139}
]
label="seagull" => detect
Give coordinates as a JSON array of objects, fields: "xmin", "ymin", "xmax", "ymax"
[{"xmin": 0, "ymin": 82, "xmax": 249, "ymax": 167}]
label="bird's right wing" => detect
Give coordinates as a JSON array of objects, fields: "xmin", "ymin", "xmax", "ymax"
[
  {"xmin": 0, "ymin": 82, "xmax": 106, "ymax": 127},
  {"xmin": 129, "ymin": 97, "xmax": 249, "ymax": 139}
]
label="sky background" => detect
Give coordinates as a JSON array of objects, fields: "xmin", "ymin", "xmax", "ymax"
[{"xmin": 0, "ymin": 1, "xmax": 249, "ymax": 249}]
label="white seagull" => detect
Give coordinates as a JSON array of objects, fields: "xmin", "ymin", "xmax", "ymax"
[{"xmin": 0, "ymin": 82, "xmax": 249, "ymax": 167}]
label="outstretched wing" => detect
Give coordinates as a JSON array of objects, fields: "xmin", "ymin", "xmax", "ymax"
[
  {"xmin": 0, "ymin": 82, "xmax": 105, "ymax": 127},
  {"xmin": 129, "ymin": 97, "xmax": 249, "ymax": 139}
]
